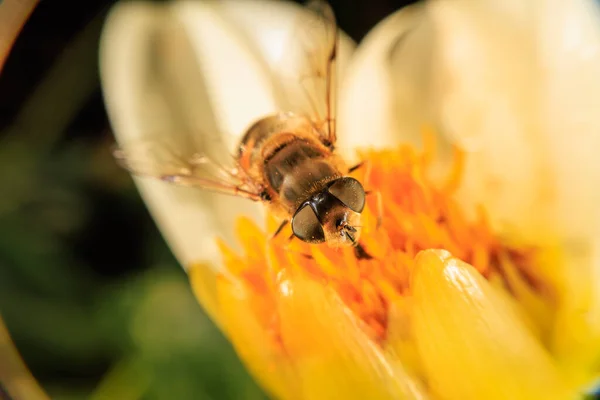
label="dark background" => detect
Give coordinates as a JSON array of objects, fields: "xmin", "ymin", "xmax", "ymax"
[{"xmin": 0, "ymin": 1, "xmax": 415, "ymax": 398}]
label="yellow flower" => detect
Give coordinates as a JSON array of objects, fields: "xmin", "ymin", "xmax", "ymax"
[{"xmin": 99, "ymin": 0, "xmax": 600, "ymax": 399}]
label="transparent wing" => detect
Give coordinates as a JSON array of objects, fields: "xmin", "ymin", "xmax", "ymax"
[
  {"xmin": 113, "ymin": 134, "xmax": 264, "ymax": 201},
  {"xmin": 276, "ymin": 0, "xmax": 338, "ymax": 148}
]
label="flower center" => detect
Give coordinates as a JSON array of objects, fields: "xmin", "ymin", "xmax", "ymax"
[{"xmin": 215, "ymin": 135, "xmax": 538, "ymax": 345}]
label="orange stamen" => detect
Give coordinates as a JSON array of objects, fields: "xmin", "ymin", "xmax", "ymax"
[{"xmin": 215, "ymin": 138, "xmax": 535, "ymax": 345}]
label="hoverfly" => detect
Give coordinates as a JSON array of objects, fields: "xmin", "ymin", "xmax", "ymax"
[{"xmin": 114, "ymin": 0, "xmax": 371, "ymax": 248}]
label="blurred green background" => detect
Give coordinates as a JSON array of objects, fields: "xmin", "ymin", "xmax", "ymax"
[{"xmin": 0, "ymin": 0, "xmax": 413, "ymax": 399}]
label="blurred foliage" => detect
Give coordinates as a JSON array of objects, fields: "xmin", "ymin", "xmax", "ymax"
[{"xmin": 0, "ymin": 0, "xmax": 413, "ymax": 399}]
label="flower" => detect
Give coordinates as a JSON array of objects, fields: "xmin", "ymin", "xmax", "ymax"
[{"xmin": 99, "ymin": 0, "xmax": 600, "ymax": 399}]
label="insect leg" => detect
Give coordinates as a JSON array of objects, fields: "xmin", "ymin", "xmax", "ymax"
[
  {"xmin": 348, "ymin": 160, "xmax": 373, "ymax": 187},
  {"xmin": 270, "ymin": 219, "xmax": 289, "ymax": 240},
  {"xmin": 348, "ymin": 162, "xmax": 363, "ymax": 173},
  {"xmin": 282, "ymin": 233, "xmax": 313, "ymax": 260}
]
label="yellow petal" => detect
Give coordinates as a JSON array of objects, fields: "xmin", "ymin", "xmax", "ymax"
[
  {"xmin": 217, "ymin": 277, "xmax": 297, "ymax": 400},
  {"xmin": 412, "ymin": 249, "xmax": 573, "ymax": 400},
  {"xmin": 275, "ymin": 271, "xmax": 428, "ymax": 400},
  {"xmin": 188, "ymin": 262, "xmax": 222, "ymax": 330},
  {"xmin": 385, "ymin": 296, "xmax": 426, "ymax": 382},
  {"xmin": 551, "ymin": 238, "xmax": 600, "ymax": 387}
]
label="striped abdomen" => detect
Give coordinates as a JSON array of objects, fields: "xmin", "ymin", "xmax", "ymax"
[{"xmin": 263, "ymin": 138, "xmax": 340, "ymax": 213}]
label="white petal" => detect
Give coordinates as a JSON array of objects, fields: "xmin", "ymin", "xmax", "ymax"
[
  {"xmin": 423, "ymin": 0, "xmax": 542, "ymax": 239},
  {"xmin": 351, "ymin": 0, "xmax": 600, "ymax": 380},
  {"xmin": 431, "ymin": 0, "xmax": 600, "ymax": 246},
  {"xmin": 537, "ymin": 0, "xmax": 600, "ymax": 241},
  {"xmin": 101, "ymin": 1, "xmax": 265, "ymax": 268},
  {"xmin": 100, "ymin": 0, "xmax": 354, "ymax": 268},
  {"xmin": 214, "ymin": 0, "xmax": 355, "ymax": 93},
  {"xmin": 337, "ymin": 2, "xmax": 431, "ymax": 157},
  {"xmin": 347, "ymin": 0, "xmax": 600, "ymax": 242},
  {"xmin": 422, "ymin": 0, "xmax": 600, "ymax": 377},
  {"xmin": 540, "ymin": 0, "xmax": 600, "ymax": 378}
]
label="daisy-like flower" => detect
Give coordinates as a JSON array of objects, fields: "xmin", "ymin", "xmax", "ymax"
[{"xmin": 99, "ymin": 0, "xmax": 600, "ymax": 399}]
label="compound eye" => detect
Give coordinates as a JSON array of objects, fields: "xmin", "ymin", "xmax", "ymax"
[
  {"xmin": 292, "ymin": 204, "xmax": 325, "ymax": 243},
  {"xmin": 328, "ymin": 177, "xmax": 366, "ymax": 213}
]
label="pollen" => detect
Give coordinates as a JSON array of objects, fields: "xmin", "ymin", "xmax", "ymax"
[{"xmin": 214, "ymin": 133, "xmax": 537, "ymax": 345}]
